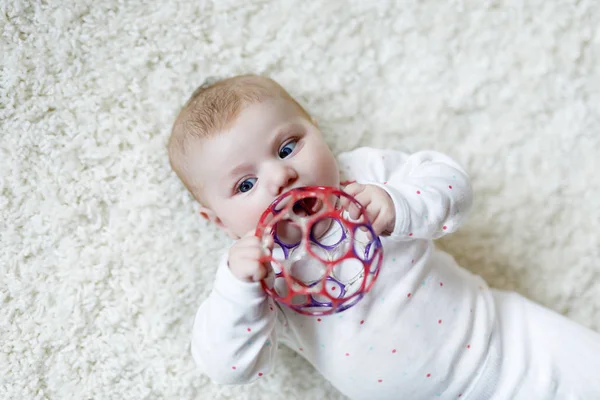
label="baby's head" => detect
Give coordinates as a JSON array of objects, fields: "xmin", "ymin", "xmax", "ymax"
[{"xmin": 168, "ymin": 74, "xmax": 340, "ymax": 239}]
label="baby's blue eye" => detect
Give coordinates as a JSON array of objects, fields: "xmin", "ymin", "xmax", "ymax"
[
  {"xmin": 279, "ymin": 140, "xmax": 297, "ymax": 159},
  {"xmin": 238, "ymin": 178, "xmax": 257, "ymax": 193}
]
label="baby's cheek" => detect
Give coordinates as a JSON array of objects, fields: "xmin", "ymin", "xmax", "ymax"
[
  {"xmin": 226, "ymin": 210, "xmax": 256, "ymax": 237},
  {"xmin": 317, "ymin": 153, "xmax": 340, "ymax": 185},
  {"xmin": 247, "ymin": 205, "xmax": 267, "ymax": 231},
  {"xmin": 328, "ymin": 160, "xmax": 341, "ymax": 186}
]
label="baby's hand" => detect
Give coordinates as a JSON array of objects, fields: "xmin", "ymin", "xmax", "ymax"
[
  {"xmin": 342, "ymin": 183, "xmax": 396, "ymax": 237},
  {"xmin": 228, "ymin": 231, "xmax": 274, "ymax": 282}
]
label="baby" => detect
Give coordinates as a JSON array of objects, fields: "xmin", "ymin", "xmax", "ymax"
[{"xmin": 169, "ymin": 75, "xmax": 600, "ymax": 399}]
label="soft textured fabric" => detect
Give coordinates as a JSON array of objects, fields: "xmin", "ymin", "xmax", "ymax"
[
  {"xmin": 2, "ymin": 1, "xmax": 600, "ymax": 399},
  {"xmin": 489, "ymin": 289, "xmax": 600, "ymax": 399},
  {"xmin": 191, "ymin": 148, "xmax": 600, "ymax": 399}
]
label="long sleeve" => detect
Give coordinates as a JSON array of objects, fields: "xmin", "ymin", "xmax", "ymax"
[
  {"xmin": 337, "ymin": 147, "xmax": 473, "ymax": 240},
  {"xmin": 191, "ymin": 253, "xmax": 280, "ymax": 384}
]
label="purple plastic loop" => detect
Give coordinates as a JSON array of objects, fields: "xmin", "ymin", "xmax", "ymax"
[{"xmin": 262, "ymin": 188, "xmax": 384, "ymax": 314}]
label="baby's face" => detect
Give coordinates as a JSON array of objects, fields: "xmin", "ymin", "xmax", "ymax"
[{"xmin": 191, "ymin": 98, "xmax": 340, "ymax": 239}]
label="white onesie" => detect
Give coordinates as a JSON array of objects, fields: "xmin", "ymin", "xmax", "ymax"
[{"xmin": 191, "ymin": 147, "xmax": 600, "ymax": 399}]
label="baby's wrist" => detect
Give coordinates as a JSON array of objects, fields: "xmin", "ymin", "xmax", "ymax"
[{"xmin": 216, "ymin": 259, "xmax": 266, "ymax": 302}]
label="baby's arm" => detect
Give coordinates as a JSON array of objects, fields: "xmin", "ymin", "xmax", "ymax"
[
  {"xmin": 191, "ymin": 254, "xmax": 279, "ymax": 384},
  {"xmin": 338, "ymin": 147, "xmax": 473, "ymax": 240}
]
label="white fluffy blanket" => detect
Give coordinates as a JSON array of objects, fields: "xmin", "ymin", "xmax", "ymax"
[{"xmin": 2, "ymin": 1, "xmax": 599, "ymax": 398}]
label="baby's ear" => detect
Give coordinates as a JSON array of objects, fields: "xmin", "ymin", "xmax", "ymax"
[
  {"xmin": 198, "ymin": 206, "xmax": 212, "ymax": 221},
  {"xmin": 198, "ymin": 206, "xmax": 222, "ymax": 225}
]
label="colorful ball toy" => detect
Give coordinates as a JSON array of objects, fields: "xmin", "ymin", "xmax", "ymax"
[{"xmin": 255, "ymin": 186, "xmax": 383, "ymax": 316}]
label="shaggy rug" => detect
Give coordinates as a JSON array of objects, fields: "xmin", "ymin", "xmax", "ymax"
[{"xmin": 2, "ymin": 0, "xmax": 599, "ymax": 398}]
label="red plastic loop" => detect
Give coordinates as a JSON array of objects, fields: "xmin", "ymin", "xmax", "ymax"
[{"xmin": 256, "ymin": 186, "xmax": 383, "ymax": 316}]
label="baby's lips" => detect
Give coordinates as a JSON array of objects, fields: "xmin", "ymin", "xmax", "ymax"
[
  {"xmin": 307, "ymin": 198, "xmax": 324, "ymax": 214},
  {"xmin": 292, "ymin": 198, "xmax": 322, "ymax": 217}
]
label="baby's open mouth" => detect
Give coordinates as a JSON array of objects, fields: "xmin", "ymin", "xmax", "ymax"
[{"xmin": 292, "ymin": 197, "xmax": 323, "ymax": 217}]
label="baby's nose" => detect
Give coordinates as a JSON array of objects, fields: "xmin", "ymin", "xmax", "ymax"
[{"xmin": 271, "ymin": 165, "xmax": 298, "ymax": 196}]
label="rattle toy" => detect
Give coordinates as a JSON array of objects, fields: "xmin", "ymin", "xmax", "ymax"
[{"xmin": 255, "ymin": 186, "xmax": 383, "ymax": 316}]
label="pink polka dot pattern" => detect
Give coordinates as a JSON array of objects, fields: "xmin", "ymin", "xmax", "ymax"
[
  {"xmin": 247, "ymin": 160, "xmax": 483, "ymax": 394},
  {"xmin": 228, "ymin": 169, "xmax": 476, "ymax": 389}
]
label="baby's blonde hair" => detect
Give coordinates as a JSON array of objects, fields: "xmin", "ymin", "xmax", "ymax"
[{"xmin": 168, "ymin": 74, "xmax": 310, "ymax": 203}]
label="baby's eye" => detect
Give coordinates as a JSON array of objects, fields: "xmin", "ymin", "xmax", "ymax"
[
  {"xmin": 279, "ymin": 140, "xmax": 297, "ymax": 159},
  {"xmin": 238, "ymin": 178, "xmax": 257, "ymax": 193}
]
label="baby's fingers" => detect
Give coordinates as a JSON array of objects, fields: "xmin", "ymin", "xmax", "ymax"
[
  {"xmin": 352, "ymin": 191, "xmax": 372, "ymax": 220},
  {"xmin": 370, "ymin": 211, "xmax": 389, "ymax": 238},
  {"xmin": 251, "ymin": 264, "xmax": 268, "ymax": 282},
  {"xmin": 263, "ymin": 235, "xmax": 275, "ymax": 253}
]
